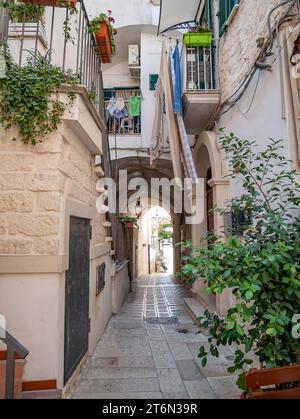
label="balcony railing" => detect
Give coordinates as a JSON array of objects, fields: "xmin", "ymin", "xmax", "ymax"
[
  {"xmin": 105, "ymin": 89, "xmax": 141, "ymax": 135},
  {"xmin": 0, "ymin": 327, "xmax": 29, "ymax": 399},
  {"xmin": 185, "ymin": 42, "xmax": 218, "ymax": 91},
  {"xmin": 1, "ymin": 0, "xmax": 104, "ymax": 118}
]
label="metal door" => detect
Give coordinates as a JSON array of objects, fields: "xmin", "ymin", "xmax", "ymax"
[{"xmin": 64, "ymin": 217, "xmax": 90, "ymax": 384}]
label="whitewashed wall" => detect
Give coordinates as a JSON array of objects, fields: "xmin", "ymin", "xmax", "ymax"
[{"xmin": 217, "ymin": 55, "xmax": 289, "ymax": 200}]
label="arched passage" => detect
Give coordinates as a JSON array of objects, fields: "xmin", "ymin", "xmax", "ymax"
[{"xmin": 137, "ymin": 206, "xmax": 173, "ymax": 277}]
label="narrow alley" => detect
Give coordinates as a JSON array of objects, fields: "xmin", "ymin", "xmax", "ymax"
[{"xmin": 70, "ymin": 274, "xmax": 240, "ymax": 400}]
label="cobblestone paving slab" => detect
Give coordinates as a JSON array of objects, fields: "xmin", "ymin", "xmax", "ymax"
[{"xmin": 70, "ymin": 274, "xmax": 239, "ymax": 400}]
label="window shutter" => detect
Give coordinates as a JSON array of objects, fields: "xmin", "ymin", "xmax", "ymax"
[
  {"xmin": 203, "ymin": 0, "xmax": 212, "ymax": 30},
  {"xmin": 219, "ymin": 0, "xmax": 239, "ymax": 37}
]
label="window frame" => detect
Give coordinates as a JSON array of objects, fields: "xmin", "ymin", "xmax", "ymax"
[{"xmin": 219, "ymin": 0, "xmax": 239, "ymax": 37}]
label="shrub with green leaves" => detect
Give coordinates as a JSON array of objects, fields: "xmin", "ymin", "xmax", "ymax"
[
  {"xmin": 0, "ymin": 51, "xmax": 79, "ymax": 145},
  {"xmin": 180, "ymin": 131, "xmax": 300, "ymax": 390}
]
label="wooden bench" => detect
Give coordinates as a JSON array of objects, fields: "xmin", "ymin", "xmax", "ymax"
[{"xmin": 242, "ymin": 365, "xmax": 300, "ymax": 399}]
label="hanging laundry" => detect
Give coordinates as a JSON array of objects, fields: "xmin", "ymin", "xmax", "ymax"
[
  {"xmin": 116, "ymin": 97, "xmax": 126, "ymax": 111},
  {"xmin": 106, "ymin": 97, "xmax": 118, "ymax": 116},
  {"xmin": 170, "ymin": 43, "xmax": 198, "ymax": 184},
  {"xmin": 172, "ymin": 42, "xmax": 183, "ymax": 115},
  {"xmin": 114, "ymin": 107, "xmax": 129, "ymax": 120},
  {"xmin": 129, "ymin": 96, "xmax": 141, "ymax": 117},
  {"xmin": 157, "ymin": 42, "xmax": 183, "ymax": 182},
  {"xmin": 150, "ymin": 78, "xmax": 164, "ymax": 165}
]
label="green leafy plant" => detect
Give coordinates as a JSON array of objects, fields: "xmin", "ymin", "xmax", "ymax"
[
  {"xmin": 180, "ymin": 131, "xmax": 300, "ymax": 391},
  {"xmin": 158, "ymin": 223, "xmax": 173, "ymax": 244},
  {"xmin": 59, "ymin": 0, "xmax": 78, "ymax": 44},
  {"xmin": 0, "ymin": 51, "xmax": 79, "ymax": 145},
  {"xmin": 89, "ymin": 10, "xmax": 117, "ymax": 55},
  {"xmin": 0, "ymin": 1, "xmax": 45, "ymax": 22},
  {"xmin": 0, "ymin": 1, "xmax": 77, "ymax": 44}
]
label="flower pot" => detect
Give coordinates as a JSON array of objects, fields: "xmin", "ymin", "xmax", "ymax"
[
  {"xmin": 21, "ymin": 0, "xmax": 77, "ymax": 7},
  {"xmin": 96, "ymin": 22, "xmax": 113, "ymax": 64},
  {"xmin": 125, "ymin": 222, "xmax": 134, "ymax": 229},
  {"xmin": 183, "ymin": 31, "xmax": 213, "ymax": 47},
  {"xmin": 0, "ymin": 359, "xmax": 26, "ymax": 399}
]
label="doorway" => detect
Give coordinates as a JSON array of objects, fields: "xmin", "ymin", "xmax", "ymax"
[
  {"xmin": 64, "ymin": 216, "xmax": 90, "ymax": 385},
  {"xmin": 137, "ymin": 206, "xmax": 174, "ymax": 276}
]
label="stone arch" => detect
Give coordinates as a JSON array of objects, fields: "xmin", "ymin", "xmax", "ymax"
[
  {"xmin": 193, "ymin": 131, "xmax": 230, "ymax": 238},
  {"xmin": 191, "ymin": 131, "xmax": 231, "ymax": 315}
]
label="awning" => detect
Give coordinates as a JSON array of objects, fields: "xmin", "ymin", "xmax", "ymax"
[{"xmin": 158, "ymin": 0, "xmax": 201, "ymax": 35}]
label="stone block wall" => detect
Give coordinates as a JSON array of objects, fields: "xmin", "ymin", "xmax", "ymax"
[
  {"xmin": 218, "ymin": 0, "xmax": 285, "ymax": 101},
  {"xmin": 0, "ymin": 125, "xmax": 106, "ymax": 257}
]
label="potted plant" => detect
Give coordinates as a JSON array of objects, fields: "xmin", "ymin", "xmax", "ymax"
[
  {"xmin": 120, "ymin": 215, "xmax": 138, "ymax": 229},
  {"xmin": 183, "ymin": 24, "xmax": 213, "ymax": 47},
  {"xmin": 21, "ymin": 0, "xmax": 77, "ymax": 7},
  {"xmin": 180, "ymin": 131, "xmax": 300, "ymax": 392},
  {"xmin": 0, "ymin": 1, "xmax": 45, "ymax": 22},
  {"xmin": 17, "ymin": 1, "xmax": 77, "ymax": 44},
  {"xmin": 89, "ymin": 10, "xmax": 117, "ymax": 64}
]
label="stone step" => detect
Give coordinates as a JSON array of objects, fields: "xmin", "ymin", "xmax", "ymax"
[
  {"xmin": 21, "ymin": 389, "xmax": 62, "ymax": 399},
  {"xmin": 184, "ymin": 298, "xmax": 206, "ymax": 323}
]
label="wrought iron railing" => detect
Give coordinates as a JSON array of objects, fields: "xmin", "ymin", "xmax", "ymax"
[
  {"xmin": 0, "ymin": 327, "xmax": 29, "ymax": 399},
  {"xmin": 1, "ymin": 0, "xmax": 105, "ymax": 118},
  {"xmin": 105, "ymin": 105, "xmax": 141, "ymax": 135},
  {"xmin": 185, "ymin": 42, "xmax": 218, "ymax": 91},
  {"xmin": 105, "ymin": 89, "xmax": 142, "ymax": 135}
]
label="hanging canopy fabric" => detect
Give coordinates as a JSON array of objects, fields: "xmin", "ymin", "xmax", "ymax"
[
  {"xmin": 158, "ymin": 0, "xmax": 201, "ymax": 35},
  {"xmin": 158, "ymin": 42, "xmax": 183, "ymax": 183}
]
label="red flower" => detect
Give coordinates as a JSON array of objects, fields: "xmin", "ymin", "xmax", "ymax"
[{"xmin": 107, "ymin": 9, "xmax": 112, "ymax": 14}]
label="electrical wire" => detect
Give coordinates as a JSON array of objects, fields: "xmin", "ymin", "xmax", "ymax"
[
  {"xmin": 218, "ymin": 0, "xmax": 300, "ymax": 118},
  {"xmin": 241, "ymin": 70, "xmax": 261, "ymax": 115},
  {"xmin": 267, "ymin": 0, "xmax": 297, "ymax": 54}
]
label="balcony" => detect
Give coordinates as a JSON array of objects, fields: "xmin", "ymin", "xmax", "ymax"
[
  {"xmin": 2, "ymin": 1, "xmax": 106, "ymax": 152},
  {"xmin": 183, "ymin": 43, "xmax": 221, "ymax": 135},
  {"xmin": 105, "ymin": 89, "xmax": 141, "ymax": 136}
]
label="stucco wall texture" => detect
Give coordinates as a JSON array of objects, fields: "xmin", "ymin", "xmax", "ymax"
[{"xmin": 218, "ymin": 0, "xmax": 285, "ymax": 101}]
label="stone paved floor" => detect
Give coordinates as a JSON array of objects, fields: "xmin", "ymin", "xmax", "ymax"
[{"xmin": 70, "ymin": 274, "xmax": 240, "ymax": 399}]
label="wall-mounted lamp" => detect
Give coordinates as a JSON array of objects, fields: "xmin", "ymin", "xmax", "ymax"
[{"xmin": 135, "ymin": 200, "xmax": 143, "ymax": 217}]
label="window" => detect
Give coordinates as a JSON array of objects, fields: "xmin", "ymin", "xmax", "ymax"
[
  {"xmin": 219, "ymin": 0, "xmax": 239, "ymax": 37},
  {"xmin": 201, "ymin": 0, "xmax": 213, "ymax": 30},
  {"xmin": 225, "ymin": 209, "xmax": 252, "ymax": 237},
  {"xmin": 96, "ymin": 263, "xmax": 106, "ymax": 296}
]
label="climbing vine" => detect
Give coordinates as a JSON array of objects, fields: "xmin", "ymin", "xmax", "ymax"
[
  {"xmin": 0, "ymin": 51, "xmax": 79, "ymax": 145},
  {"xmin": 0, "ymin": 1, "xmax": 77, "ymax": 44},
  {"xmin": 0, "ymin": 1, "xmax": 45, "ymax": 22},
  {"xmin": 60, "ymin": 0, "xmax": 78, "ymax": 44}
]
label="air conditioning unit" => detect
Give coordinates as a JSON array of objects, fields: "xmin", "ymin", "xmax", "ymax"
[{"xmin": 128, "ymin": 45, "xmax": 141, "ymax": 79}]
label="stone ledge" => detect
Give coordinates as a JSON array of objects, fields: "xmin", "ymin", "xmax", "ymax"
[
  {"xmin": 116, "ymin": 259, "xmax": 129, "ymax": 274},
  {"xmin": 59, "ymin": 85, "xmax": 106, "ymax": 155},
  {"xmin": 0, "ymin": 255, "xmax": 68, "ymax": 274},
  {"xmin": 90, "ymin": 243, "xmax": 111, "ymax": 260}
]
